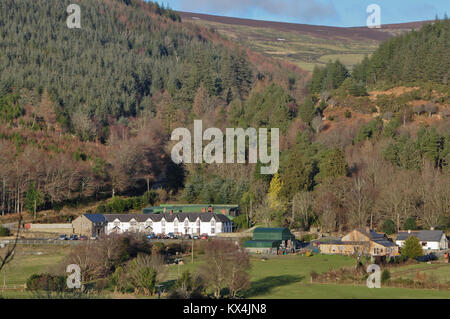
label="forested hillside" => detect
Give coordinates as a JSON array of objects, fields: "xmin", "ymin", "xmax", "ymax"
[
  {"xmin": 352, "ymin": 18, "xmax": 450, "ymax": 86},
  {"xmin": 0, "ymin": 1, "xmax": 449, "ymax": 235},
  {"xmin": 0, "ymin": 0, "xmax": 305, "ymax": 218},
  {"xmin": 0, "ymin": 0, "xmax": 254, "ymax": 135}
]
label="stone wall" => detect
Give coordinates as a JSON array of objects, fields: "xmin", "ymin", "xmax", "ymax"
[{"xmin": 28, "ymin": 223, "xmax": 74, "ymax": 234}]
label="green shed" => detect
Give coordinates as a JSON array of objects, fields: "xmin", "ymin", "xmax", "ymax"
[{"xmin": 253, "ymin": 228, "xmax": 295, "ymax": 241}]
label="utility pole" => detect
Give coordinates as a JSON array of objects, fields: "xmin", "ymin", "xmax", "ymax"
[{"xmin": 191, "ymin": 238, "xmax": 194, "ymax": 263}]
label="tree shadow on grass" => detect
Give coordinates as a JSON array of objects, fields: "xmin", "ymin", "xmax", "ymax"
[{"xmin": 243, "ymin": 275, "xmax": 304, "ymax": 298}]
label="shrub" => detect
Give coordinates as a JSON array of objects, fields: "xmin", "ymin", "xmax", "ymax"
[
  {"xmin": 103, "ymin": 193, "xmax": 157, "ymax": 214},
  {"xmin": 401, "ymin": 236, "xmax": 423, "ymax": 259},
  {"xmin": 143, "ymin": 190, "xmax": 158, "ymax": 206},
  {"xmin": 344, "ymin": 110, "xmax": 352, "ymax": 118},
  {"xmin": 152, "ymin": 242, "xmax": 166, "ymax": 255},
  {"xmin": 301, "ymin": 234, "xmax": 315, "ymax": 242},
  {"xmin": 0, "ymin": 225, "xmax": 10, "ymax": 236},
  {"xmin": 382, "ymin": 219, "xmax": 396, "ymax": 235},
  {"xmin": 232, "ymin": 214, "xmax": 249, "ymax": 230},
  {"xmin": 130, "ymin": 267, "xmax": 156, "ymax": 295},
  {"xmin": 96, "ymin": 204, "xmax": 106, "ymax": 214},
  {"xmin": 381, "ymin": 270, "xmax": 390, "ymax": 283},
  {"xmin": 26, "ymin": 273, "xmax": 66, "ymax": 292},
  {"xmin": 109, "ymin": 266, "xmax": 133, "ymax": 293},
  {"xmin": 403, "ymin": 217, "xmax": 418, "ymax": 231}
]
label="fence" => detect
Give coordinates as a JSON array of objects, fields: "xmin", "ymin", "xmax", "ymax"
[
  {"xmin": 0, "ymin": 284, "xmax": 26, "ymax": 292},
  {"xmin": 1, "ymin": 238, "xmax": 83, "ymax": 246}
]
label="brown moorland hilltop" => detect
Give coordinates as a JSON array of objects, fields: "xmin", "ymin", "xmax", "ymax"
[
  {"xmin": 178, "ymin": 11, "xmax": 430, "ymax": 41},
  {"xmin": 178, "ymin": 11, "xmax": 432, "ymax": 71}
]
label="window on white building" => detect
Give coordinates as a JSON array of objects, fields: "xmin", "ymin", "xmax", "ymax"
[
  {"xmin": 129, "ymin": 219, "xmax": 138, "ymax": 232},
  {"xmin": 211, "ymin": 219, "xmax": 216, "ymax": 234},
  {"xmin": 196, "ymin": 219, "xmax": 200, "ymax": 234},
  {"xmin": 184, "ymin": 219, "xmax": 189, "ymax": 234},
  {"xmin": 161, "ymin": 219, "xmax": 166, "ymax": 234}
]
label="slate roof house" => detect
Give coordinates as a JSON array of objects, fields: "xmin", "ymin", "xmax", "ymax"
[
  {"xmin": 72, "ymin": 214, "xmax": 107, "ymax": 237},
  {"xmin": 396, "ymin": 230, "xmax": 448, "ymax": 250},
  {"xmin": 319, "ymin": 228, "xmax": 399, "ymax": 257}
]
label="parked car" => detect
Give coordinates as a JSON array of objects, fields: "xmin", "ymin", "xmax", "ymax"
[
  {"xmin": 193, "ymin": 235, "xmax": 200, "ymax": 240},
  {"xmin": 146, "ymin": 233, "xmax": 156, "ymax": 239},
  {"xmin": 69, "ymin": 234, "xmax": 78, "ymax": 240},
  {"xmin": 58, "ymin": 234, "xmax": 68, "ymax": 240},
  {"xmin": 200, "ymin": 234, "xmax": 208, "ymax": 240},
  {"xmin": 79, "ymin": 235, "xmax": 88, "ymax": 241},
  {"xmin": 168, "ymin": 232, "xmax": 175, "ymax": 239},
  {"xmin": 90, "ymin": 236, "xmax": 98, "ymax": 240},
  {"xmin": 184, "ymin": 234, "xmax": 191, "ymax": 240}
]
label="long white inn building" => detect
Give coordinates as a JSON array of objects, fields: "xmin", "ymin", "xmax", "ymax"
[{"xmin": 102, "ymin": 212, "xmax": 233, "ymax": 236}]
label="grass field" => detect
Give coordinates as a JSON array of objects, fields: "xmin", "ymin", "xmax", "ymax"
[
  {"xmin": 0, "ymin": 245, "xmax": 67, "ymax": 286},
  {"xmin": 389, "ymin": 263, "xmax": 450, "ymax": 284},
  {"xmin": 1, "ymin": 245, "xmax": 449, "ymax": 299},
  {"xmin": 167, "ymin": 254, "xmax": 450, "ymax": 299}
]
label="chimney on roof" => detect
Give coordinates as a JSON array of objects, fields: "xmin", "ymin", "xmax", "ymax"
[
  {"xmin": 163, "ymin": 207, "xmax": 167, "ymax": 213},
  {"xmin": 201, "ymin": 207, "xmax": 206, "ymax": 213},
  {"xmin": 170, "ymin": 209, "xmax": 173, "ymax": 215},
  {"xmin": 208, "ymin": 206, "xmax": 213, "ymax": 213},
  {"xmin": 221, "ymin": 209, "xmax": 226, "ymax": 214}
]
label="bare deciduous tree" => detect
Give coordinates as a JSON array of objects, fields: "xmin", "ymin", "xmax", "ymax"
[
  {"xmin": 375, "ymin": 171, "xmax": 417, "ymax": 231},
  {"xmin": 345, "ymin": 175, "xmax": 375, "ymax": 229},
  {"xmin": 291, "ymin": 191, "xmax": 314, "ymax": 229},
  {"xmin": 200, "ymin": 240, "xmax": 251, "ymax": 298},
  {"xmin": 254, "ymin": 198, "xmax": 276, "ymax": 227}
]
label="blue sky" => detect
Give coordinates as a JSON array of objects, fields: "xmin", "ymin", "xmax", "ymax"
[{"xmin": 159, "ymin": 0, "xmax": 449, "ymax": 27}]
